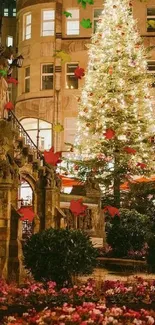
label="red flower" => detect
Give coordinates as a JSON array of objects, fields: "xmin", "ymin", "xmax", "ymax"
[
  {"xmin": 17, "ymin": 207, "xmax": 35, "ymax": 222},
  {"xmin": 4, "ymin": 101, "xmax": 14, "ymax": 111},
  {"xmin": 44, "ymin": 147, "xmax": 62, "ymax": 166},
  {"xmin": 74, "ymin": 67, "xmax": 85, "ymax": 79},
  {"xmin": 124, "ymin": 146, "xmax": 136, "ymax": 155},
  {"xmin": 104, "ymin": 128, "xmax": 115, "ymax": 140},
  {"xmin": 103, "ymin": 205, "xmax": 120, "ymax": 217},
  {"xmin": 70, "ymin": 199, "xmax": 87, "ymax": 216}
]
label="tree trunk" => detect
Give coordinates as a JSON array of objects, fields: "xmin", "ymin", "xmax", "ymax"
[{"xmin": 113, "ymin": 151, "xmax": 121, "ymax": 208}]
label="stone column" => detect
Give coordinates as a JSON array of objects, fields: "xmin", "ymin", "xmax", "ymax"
[{"xmin": 0, "ymin": 179, "xmax": 12, "ymax": 279}]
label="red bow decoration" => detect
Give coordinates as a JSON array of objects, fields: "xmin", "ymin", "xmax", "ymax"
[
  {"xmin": 124, "ymin": 146, "xmax": 136, "ymax": 155},
  {"xmin": 137, "ymin": 162, "xmax": 147, "ymax": 169},
  {"xmin": 104, "ymin": 128, "xmax": 115, "ymax": 140},
  {"xmin": 17, "ymin": 207, "xmax": 35, "ymax": 222},
  {"xmin": 7, "ymin": 77, "xmax": 18, "ymax": 85},
  {"xmin": 4, "ymin": 101, "xmax": 14, "ymax": 111},
  {"xmin": 70, "ymin": 199, "xmax": 87, "ymax": 216},
  {"xmin": 74, "ymin": 67, "xmax": 85, "ymax": 79},
  {"xmin": 44, "ymin": 147, "xmax": 62, "ymax": 166},
  {"xmin": 103, "ymin": 205, "xmax": 120, "ymax": 217}
]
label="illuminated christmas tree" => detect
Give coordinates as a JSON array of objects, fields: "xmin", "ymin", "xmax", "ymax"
[{"xmin": 73, "ymin": 0, "xmax": 155, "ymax": 207}]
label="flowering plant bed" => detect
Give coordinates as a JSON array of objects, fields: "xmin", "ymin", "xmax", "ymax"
[
  {"xmin": 1, "ymin": 278, "xmax": 155, "ymax": 323},
  {"xmin": 2, "ymin": 303, "xmax": 155, "ymax": 325}
]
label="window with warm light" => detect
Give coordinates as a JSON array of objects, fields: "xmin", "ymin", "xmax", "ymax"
[
  {"xmin": 23, "ymin": 13, "xmax": 31, "ymax": 40},
  {"xmin": 41, "ymin": 10, "xmax": 55, "ymax": 36},
  {"xmin": 41, "ymin": 64, "xmax": 54, "ymax": 90},
  {"xmin": 4, "ymin": 8, "xmax": 8, "ymax": 16},
  {"xmin": 66, "ymin": 63, "xmax": 78, "ymax": 89},
  {"xmin": 66, "ymin": 9, "xmax": 80, "ymax": 35},
  {"xmin": 20, "ymin": 118, "xmax": 52, "ymax": 150},
  {"xmin": 25, "ymin": 67, "xmax": 30, "ymax": 93},
  {"xmin": 13, "ymin": 8, "xmax": 16, "ymax": 17},
  {"xmin": 147, "ymin": 61, "xmax": 155, "ymax": 87},
  {"xmin": 147, "ymin": 8, "xmax": 155, "ymax": 32},
  {"xmin": 93, "ymin": 9, "xmax": 103, "ymax": 33},
  {"xmin": 6, "ymin": 36, "xmax": 13, "ymax": 47}
]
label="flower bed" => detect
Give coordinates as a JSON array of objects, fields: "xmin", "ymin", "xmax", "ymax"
[
  {"xmin": 2, "ymin": 303, "xmax": 155, "ymax": 325},
  {"xmin": 1, "ymin": 278, "xmax": 155, "ymax": 324}
]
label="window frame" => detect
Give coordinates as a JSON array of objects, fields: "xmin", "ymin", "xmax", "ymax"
[
  {"xmin": 23, "ymin": 12, "xmax": 32, "ymax": 40},
  {"xmin": 41, "ymin": 63, "xmax": 54, "ymax": 90},
  {"xmin": 41, "ymin": 9, "xmax": 55, "ymax": 36},
  {"xmin": 24, "ymin": 66, "xmax": 30, "ymax": 93},
  {"xmin": 147, "ymin": 60, "xmax": 155, "ymax": 87},
  {"xmin": 147, "ymin": 7, "xmax": 155, "ymax": 33},
  {"xmin": 65, "ymin": 62, "xmax": 79, "ymax": 89},
  {"xmin": 13, "ymin": 8, "xmax": 16, "ymax": 17},
  {"xmin": 66, "ymin": 8, "xmax": 80, "ymax": 36},
  {"xmin": 93, "ymin": 8, "xmax": 103, "ymax": 33}
]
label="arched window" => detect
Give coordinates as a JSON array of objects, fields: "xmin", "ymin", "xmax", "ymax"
[{"xmin": 20, "ymin": 118, "xmax": 52, "ymax": 150}]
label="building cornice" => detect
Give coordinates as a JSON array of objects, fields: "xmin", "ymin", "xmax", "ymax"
[{"xmin": 17, "ymin": 0, "xmax": 55, "ymax": 11}]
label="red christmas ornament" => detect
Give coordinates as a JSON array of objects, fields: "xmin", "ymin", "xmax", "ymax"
[
  {"xmin": 44, "ymin": 147, "xmax": 62, "ymax": 166},
  {"xmin": 137, "ymin": 162, "xmax": 147, "ymax": 169},
  {"xmin": 103, "ymin": 205, "xmax": 120, "ymax": 217},
  {"xmin": 104, "ymin": 128, "xmax": 115, "ymax": 140},
  {"xmin": 124, "ymin": 146, "xmax": 136, "ymax": 155},
  {"xmin": 18, "ymin": 207, "xmax": 35, "ymax": 222},
  {"xmin": 7, "ymin": 77, "xmax": 18, "ymax": 85},
  {"xmin": 109, "ymin": 67, "xmax": 113, "ymax": 75},
  {"xmin": 4, "ymin": 101, "xmax": 14, "ymax": 111},
  {"xmin": 74, "ymin": 67, "xmax": 85, "ymax": 79},
  {"xmin": 70, "ymin": 199, "xmax": 87, "ymax": 216},
  {"xmin": 74, "ymin": 165, "xmax": 79, "ymax": 171}
]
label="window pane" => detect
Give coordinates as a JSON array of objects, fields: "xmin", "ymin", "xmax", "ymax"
[
  {"xmin": 42, "ymin": 21, "xmax": 54, "ymax": 36},
  {"xmin": 25, "ymin": 78, "xmax": 30, "ymax": 92},
  {"xmin": 67, "ymin": 21, "xmax": 79, "ymax": 35},
  {"xmin": 26, "ymin": 130, "xmax": 37, "ymax": 145},
  {"xmin": 67, "ymin": 9, "xmax": 79, "ymax": 19},
  {"xmin": 42, "ymin": 75, "xmax": 53, "ymax": 89},
  {"xmin": 94, "ymin": 9, "xmax": 103, "ymax": 18},
  {"xmin": 26, "ymin": 14, "xmax": 31, "ymax": 24},
  {"xmin": 42, "ymin": 65, "xmax": 53, "ymax": 74},
  {"xmin": 7, "ymin": 36, "xmax": 13, "ymax": 47},
  {"xmin": 25, "ymin": 25, "xmax": 31, "ymax": 38},
  {"xmin": 147, "ymin": 18, "xmax": 155, "ymax": 32},
  {"xmin": 147, "ymin": 8, "xmax": 155, "ymax": 16},
  {"xmin": 25, "ymin": 67, "xmax": 30, "ymax": 77},
  {"xmin": 43, "ymin": 10, "xmax": 55, "ymax": 20},
  {"xmin": 39, "ymin": 129, "xmax": 52, "ymax": 150},
  {"xmin": 21, "ymin": 118, "xmax": 38, "ymax": 130},
  {"xmin": 67, "ymin": 63, "xmax": 78, "ymax": 73},
  {"xmin": 66, "ymin": 75, "xmax": 78, "ymax": 89},
  {"xmin": 39, "ymin": 120, "xmax": 52, "ymax": 129}
]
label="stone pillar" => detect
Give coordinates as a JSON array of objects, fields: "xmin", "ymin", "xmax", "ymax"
[
  {"xmin": 45, "ymin": 187, "xmax": 60, "ymax": 229},
  {"xmin": 0, "ymin": 179, "xmax": 12, "ymax": 279}
]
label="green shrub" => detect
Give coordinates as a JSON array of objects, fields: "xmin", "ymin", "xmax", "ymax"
[
  {"xmin": 23, "ymin": 228, "xmax": 97, "ymax": 286},
  {"xmin": 147, "ymin": 235, "xmax": 155, "ymax": 272},
  {"xmin": 106, "ymin": 209, "xmax": 149, "ymax": 258}
]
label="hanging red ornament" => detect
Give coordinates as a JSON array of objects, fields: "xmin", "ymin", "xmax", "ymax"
[
  {"xmin": 104, "ymin": 128, "xmax": 115, "ymax": 140},
  {"xmin": 124, "ymin": 146, "xmax": 136, "ymax": 155},
  {"xmin": 74, "ymin": 67, "xmax": 85, "ymax": 79},
  {"xmin": 137, "ymin": 162, "xmax": 147, "ymax": 169},
  {"xmin": 7, "ymin": 77, "xmax": 18, "ymax": 85},
  {"xmin": 18, "ymin": 207, "xmax": 35, "ymax": 222},
  {"xmin": 109, "ymin": 67, "xmax": 113, "ymax": 75},
  {"xmin": 44, "ymin": 147, "xmax": 62, "ymax": 166},
  {"xmin": 84, "ymin": 108, "xmax": 88, "ymax": 113},
  {"xmin": 129, "ymin": 1, "xmax": 132, "ymax": 6},
  {"xmin": 4, "ymin": 102, "xmax": 14, "ymax": 111},
  {"xmin": 70, "ymin": 199, "xmax": 87, "ymax": 216},
  {"xmin": 103, "ymin": 205, "xmax": 120, "ymax": 217},
  {"xmin": 74, "ymin": 165, "xmax": 79, "ymax": 171}
]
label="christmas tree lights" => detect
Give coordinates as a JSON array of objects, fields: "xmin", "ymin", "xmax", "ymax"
[{"xmin": 69, "ymin": 0, "xmax": 155, "ymax": 207}]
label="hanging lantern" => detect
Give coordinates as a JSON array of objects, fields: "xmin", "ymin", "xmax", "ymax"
[{"xmin": 11, "ymin": 55, "xmax": 24, "ymax": 68}]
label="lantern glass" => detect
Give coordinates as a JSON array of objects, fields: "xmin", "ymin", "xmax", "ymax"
[{"xmin": 16, "ymin": 55, "xmax": 24, "ymax": 68}]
